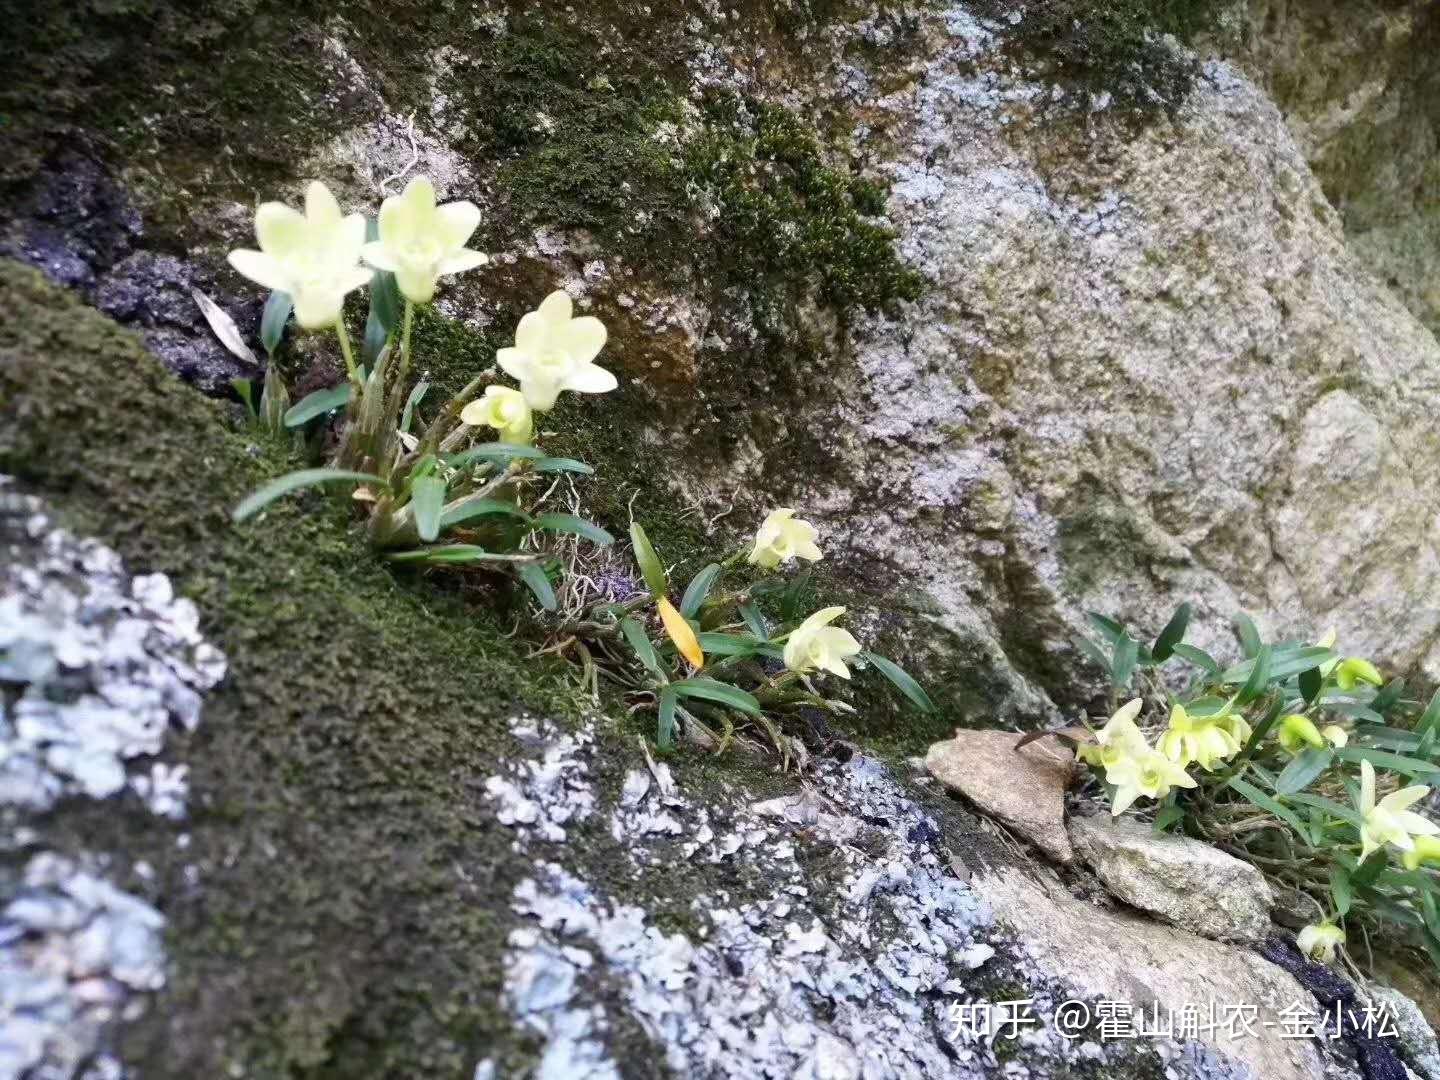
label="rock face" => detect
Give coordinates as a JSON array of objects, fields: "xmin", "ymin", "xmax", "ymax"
[
  {"xmin": 972, "ymin": 864, "xmax": 1328, "ymax": 1080},
  {"xmin": 1069, "ymin": 813, "xmax": 1274, "ymax": 944},
  {"xmin": 926, "ymin": 730, "xmax": 1075, "ymax": 864}
]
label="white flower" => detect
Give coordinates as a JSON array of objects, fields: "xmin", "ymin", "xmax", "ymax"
[
  {"xmin": 227, "ymin": 181, "xmax": 370, "ymax": 329},
  {"xmin": 1158, "ymin": 703, "xmax": 1241, "ymax": 771},
  {"xmin": 1297, "ymin": 922, "xmax": 1345, "ymax": 964},
  {"xmin": 1106, "ymin": 748, "xmax": 1196, "ymax": 816},
  {"xmin": 783, "ymin": 606, "xmax": 861, "ymax": 680},
  {"xmin": 361, "ymin": 176, "xmax": 488, "ymax": 304},
  {"xmin": 497, "ymin": 291, "xmax": 616, "ymax": 411},
  {"xmin": 1357, "ymin": 759, "xmax": 1438, "ymax": 860},
  {"xmin": 748, "ymin": 508, "xmax": 823, "ymax": 569},
  {"xmin": 1077, "ymin": 698, "xmax": 1148, "ymax": 769},
  {"xmin": 460, "ymin": 386, "xmax": 534, "ymax": 444}
]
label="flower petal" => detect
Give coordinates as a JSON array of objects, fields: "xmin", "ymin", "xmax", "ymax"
[
  {"xmin": 403, "ymin": 175, "xmax": 437, "ymax": 213},
  {"xmin": 560, "ymin": 315, "xmax": 607, "ymax": 363},
  {"xmin": 436, "ymin": 200, "xmax": 481, "ymax": 247},
  {"xmin": 496, "ymin": 347, "xmax": 530, "ymax": 381},
  {"xmin": 1361, "ymin": 759, "xmax": 1376, "ymax": 814},
  {"xmin": 1111, "ymin": 785, "xmax": 1141, "ymax": 816},
  {"xmin": 338, "ymin": 212, "xmax": 367, "ymax": 260},
  {"xmin": 438, "ymin": 249, "xmax": 488, "ymax": 275},
  {"xmin": 395, "ymin": 265, "xmax": 437, "ymax": 305},
  {"xmin": 538, "ymin": 289, "xmax": 572, "ymax": 324},
  {"xmin": 361, "ymin": 241, "xmax": 399, "ymax": 272},
  {"xmin": 562, "ymin": 362, "xmax": 618, "ymax": 395},
  {"xmin": 292, "ymin": 287, "xmax": 344, "ymax": 330},
  {"xmin": 514, "ymin": 311, "xmax": 548, "ymax": 353},
  {"xmin": 305, "ymin": 180, "xmax": 343, "ymax": 226},
  {"xmin": 378, "ymin": 189, "xmax": 417, "ymax": 246},
  {"xmin": 227, "ymin": 249, "xmax": 292, "ymax": 292},
  {"xmin": 255, "ymin": 202, "xmax": 307, "ymax": 255},
  {"xmin": 1380, "ymin": 785, "xmax": 1432, "ymax": 813},
  {"xmin": 1396, "ymin": 811, "xmax": 1440, "ymax": 836},
  {"xmin": 518, "ymin": 377, "xmax": 562, "ymax": 412}
]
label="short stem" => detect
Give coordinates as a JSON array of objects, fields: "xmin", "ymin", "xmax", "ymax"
[
  {"xmin": 396, "ymin": 301, "xmax": 416, "ymax": 387},
  {"xmin": 335, "ymin": 318, "xmax": 360, "ymax": 386}
]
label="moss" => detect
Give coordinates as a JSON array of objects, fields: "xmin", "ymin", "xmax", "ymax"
[
  {"xmin": 0, "ymin": 258, "xmax": 595, "ymax": 1076},
  {"xmin": 972, "ymin": 0, "xmax": 1228, "ymax": 114}
]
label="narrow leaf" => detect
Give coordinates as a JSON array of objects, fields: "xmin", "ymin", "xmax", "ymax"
[
  {"xmin": 1274, "ymin": 748, "xmax": 1333, "ymax": 795},
  {"xmin": 401, "ymin": 380, "xmax": 429, "ymax": 434},
  {"xmin": 671, "ymin": 677, "xmax": 761, "ymax": 715},
  {"xmin": 1334, "ymin": 746, "xmax": 1440, "ymax": 778},
  {"xmin": 1171, "ymin": 642, "xmax": 1219, "ymax": 677},
  {"xmin": 1299, "ymin": 665, "xmax": 1323, "ymax": 705},
  {"xmin": 386, "ymin": 545, "xmax": 536, "ymax": 565},
  {"xmin": 629, "ymin": 522, "xmax": 668, "ymax": 597},
  {"xmin": 362, "ymin": 305, "xmax": 388, "ymax": 367},
  {"xmin": 1111, "ymin": 635, "xmax": 1138, "ymax": 690},
  {"xmin": 1151, "ymin": 602, "xmax": 1191, "ymax": 663},
  {"xmin": 192, "ymin": 287, "xmax": 258, "ymax": 365},
  {"xmin": 369, "ymin": 266, "xmax": 402, "ymax": 332},
  {"xmin": 284, "ymin": 384, "xmax": 353, "ymax": 428},
  {"xmin": 657, "ymin": 687, "xmax": 678, "ymax": 750},
  {"xmin": 1073, "ymin": 635, "xmax": 1112, "ymax": 673},
  {"xmin": 680, "ymin": 563, "xmax": 722, "ymax": 619},
  {"xmin": 446, "ymin": 442, "xmax": 545, "ymax": 468},
  {"xmin": 658, "ymin": 597, "xmax": 704, "ymax": 669},
  {"xmin": 411, "ymin": 475, "xmax": 447, "ymax": 543},
  {"xmin": 260, "ymin": 290, "xmax": 292, "ymax": 356},
  {"xmin": 1330, "ymin": 865, "xmax": 1353, "ymax": 917},
  {"xmin": 233, "ymin": 468, "xmax": 383, "ymax": 521},
  {"xmin": 518, "ymin": 563, "xmax": 557, "ymax": 611},
  {"xmin": 1226, "ymin": 776, "xmax": 1307, "ymax": 837},
  {"xmin": 1286, "ymin": 793, "xmax": 1365, "ymax": 829},
  {"xmin": 532, "ymin": 513, "xmax": 614, "ymax": 546},
  {"xmin": 620, "ymin": 617, "xmax": 664, "ymax": 676},
  {"xmin": 738, "ymin": 604, "xmax": 769, "ymax": 642},
  {"xmin": 1417, "ymin": 689, "xmax": 1440, "ymax": 737},
  {"xmin": 439, "ymin": 495, "xmax": 531, "ymax": 529},
  {"xmin": 231, "ymin": 377, "xmax": 257, "ymax": 420},
  {"xmin": 861, "ymin": 651, "xmax": 935, "ymax": 713},
  {"xmin": 530, "ymin": 456, "xmax": 595, "ymax": 475},
  {"xmin": 1236, "ymin": 643, "xmax": 1271, "ymax": 704},
  {"xmin": 1372, "ymin": 677, "xmax": 1406, "ymax": 715},
  {"xmin": 1087, "ymin": 612, "xmax": 1126, "ymax": 644},
  {"xmin": 1234, "ymin": 613, "xmax": 1262, "ymax": 659}
]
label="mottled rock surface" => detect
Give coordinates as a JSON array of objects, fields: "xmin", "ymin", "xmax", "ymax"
[
  {"xmin": 927, "ymin": 730, "xmax": 1075, "ymax": 864},
  {"xmin": 1069, "ymin": 813, "xmax": 1274, "ymax": 943}
]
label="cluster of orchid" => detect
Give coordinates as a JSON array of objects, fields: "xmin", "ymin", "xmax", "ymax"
[
  {"xmin": 226, "ymin": 177, "xmax": 931, "ymax": 758},
  {"xmin": 1069, "ymin": 605, "xmax": 1440, "ymax": 978}
]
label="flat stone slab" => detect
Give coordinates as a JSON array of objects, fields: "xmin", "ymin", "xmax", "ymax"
[
  {"xmin": 926, "ymin": 730, "xmax": 1075, "ymax": 864},
  {"xmin": 1069, "ymin": 813, "xmax": 1274, "ymax": 943}
]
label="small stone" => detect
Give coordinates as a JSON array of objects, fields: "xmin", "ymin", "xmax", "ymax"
[
  {"xmin": 1069, "ymin": 813, "xmax": 1273, "ymax": 943},
  {"xmin": 925, "ymin": 730, "xmax": 1075, "ymax": 863}
]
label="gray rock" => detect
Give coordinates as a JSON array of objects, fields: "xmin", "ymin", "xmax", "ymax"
[
  {"xmin": 927, "ymin": 730, "xmax": 1075, "ymax": 863},
  {"xmin": 1069, "ymin": 813, "xmax": 1274, "ymax": 943},
  {"xmin": 1368, "ymin": 983, "xmax": 1440, "ymax": 1080}
]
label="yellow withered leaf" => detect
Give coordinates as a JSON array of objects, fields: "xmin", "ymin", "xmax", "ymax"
[{"xmin": 658, "ymin": 597, "xmax": 704, "ymax": 669}]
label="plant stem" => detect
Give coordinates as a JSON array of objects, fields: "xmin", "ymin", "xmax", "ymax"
[
  {"xmin": 335, "ymin": 318, "xmax": 360, "ymax": 387},
  {"xmin": 396, "ymin": 301, "xmax": 415, "ymax": 387}
]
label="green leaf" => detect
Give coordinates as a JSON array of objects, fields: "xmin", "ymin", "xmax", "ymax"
[
  {"xmin": 1170, "ymin": 643, "xmax": 1219, "ymax": 677},
  {"xmin": 629, "ymin": 522, "xmax": 668, "ymax": 597},
  {"xmin": 1087, "ymin": 612, "xmax": 1125, "ymax": 644},
  {"xmin": 231, "ymin": 377, "xmax": 257, "ymax": 421},
  {"xmin": 671, "ymin": 677, "xmax": 761, "ymax": 715},
  {"xmin": 1326, "ymin": 701, "xmax": 1385, "ymax": 724},
  {"xmin": 438, "ymin": 496, "xmax": 531, "ymax": 529},
  {"xmin": 1234, "ymin": 613, "xmax": 1262, "ymax": 659},
  {"xmin": 1372, "ymin": 677, "xmax": 1406, "ymax": 715},
  {"xmin": 1151, "ymin": 602, "xmax": 1191, "ymax": 662},
  {"xmin": 1299, "ymin": 665, "xmax": 1322, "ymax": 704},
  {"xmin": 1222, "ymin": 645, "xmax": 1330, "ymax": 685},
  {"xmin": 532, "ymin": 514, "xmax": 614, "ymax": 546},
  {"xmin": 1417, "ymin": 689, "xmax": 1440, "ymax": 737},
  {"xmin": 738, "ymin": 604, "xmax": 769, "ymax": 642},
  {"xmin": 679, "ymin": 564, "xmax": 722, "ymax": 619},
  {"xmin": 411, "ymin": 475, "xmax": 447, "ymax": 543},
  {"xmin": 1154, "ymin": 799, "xmax": 1184, "ymax": 835},
  {"xmin": 861, "ymin": 651, "xmax": 935, "ymax": 713},
  {"xmin": 1111, "ymin": 634, "xmax": 1138, "ymax": 689},
  {"xmin": 779, "ymin": 567, "xmax": 814, "ymax": 622},
  {"xmin": 657, "ymin": 687, "xmax": 678, "ymax": 750},
  {"xmin": 1274, "ymin": 748, "xmax": 1333, "ymax": 795},
  {"xmin": 445, "ymin": 442, "xmax": 546, "ymax": 468},
  {"xmin": 530, "ymin": 456, "xmax": 595, "ymax": 475},
  {"xmin": 1227, "ymin": 776, "xmax": 1307, "ymax": 837},
  {"xmin": 1236, "ymin": 643, "xmax": 1272, "ymax": 704},
  {"xmin": 362, "ymin": 305, "xmax": 388, "ymax": 367},
  {"xmin": 233, "ymin": 468, "xmax": 383, "ymax": 521},
  {"xmin": 283, "ymin": 384, "xmax": 353, "ymax": 427},
  {"xmin": 260, "ymin": 290, "xmax": 292, "ymax": 356},
  {"xmin": 1329, "ymin": 864, "xmax": 1353, "ymax": 917},
  {"xmin": 1334, "ymin": 746, "xmax": 1440, "ymax": 778},
  {"xmin": 369, "ymin": 263, "xmax": 402, "ymax": 333},
  {"xmin": 696, "ymin": 632, "xmax": 779, "ymax": 659},
  {"xmin": 1073, "ymin": 635, "xmax": 1112, "ymax": 673},
  {"xmin": 386, "ymin": 545, "xmax": 533, "ymax": 565},
  {"xmin": 1424, "ymin": 892, "xmax": 1440, "ymax": 941},
  {"xmin": 1352, "ymin": 850, "xmax": 1390, "ymax": 888},
  {"xmin": 619, "ymin": 617, "xmax": 663, "ymax": 675},
  {"xmin": 518, "ymin": 562, "xmax": 557, "ymax": 611},
  {"xmin": 401, "ymin": 380, "xmax": 429, "ymax": 435},
  {"xmin": 1286, "ymin": 793, "xmax": 1365, "ymax": 830}
]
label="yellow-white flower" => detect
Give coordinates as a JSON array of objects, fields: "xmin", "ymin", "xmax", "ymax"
[
  {"xmin": 1106, "ymin": 748, "xmax": 1196, "ymax": 816},
  {"xmin": 1158, "ymin": 703, "xmax": 1242, "ymax": 771},
  {"xmin": 497, "ymin": 291, "xmax": 616, "ymax": 411},
  {"xmin": 227, "ymin": 180, "xmax": 370, "ymax": 329},
  {"xmin": 460, "ymin": 386, "xmax": 534, "ymax": 444},
  {"xmin": 361, "ymin": 176, "xmax": 487, "ymax": 304},
  {"xmin": 1277, "ymin": 714, "xmax": 1326, "ymax": 754},
  {"xmin": 1320, "ymin": 725, "xmax": 1349, "ymax": 749},
  {"xmin": 1297, "ymin": 922, "xmax": 1345, "ymax": 963},
  {"xmin": 1078, "ymin": 698, "xmax": 1148, "ymax": 769},
  {"xmin": 1402, "ymin": 835, "xmax": 1440, "ymax": 871},
  {"xmin": 1335, "ymin": 658, "xmax": 1384, "ymax": 692},
  {"xmin": 783, "ymin": 606, "xmax": 861, "ymax": 679},
  {"xmin": 1357, "ymin": 759, "xmax": 1438, "ymax": 860},
  {"xmin": 748, "ymin": 509, "xmax": 823, "ymax": 570}
]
